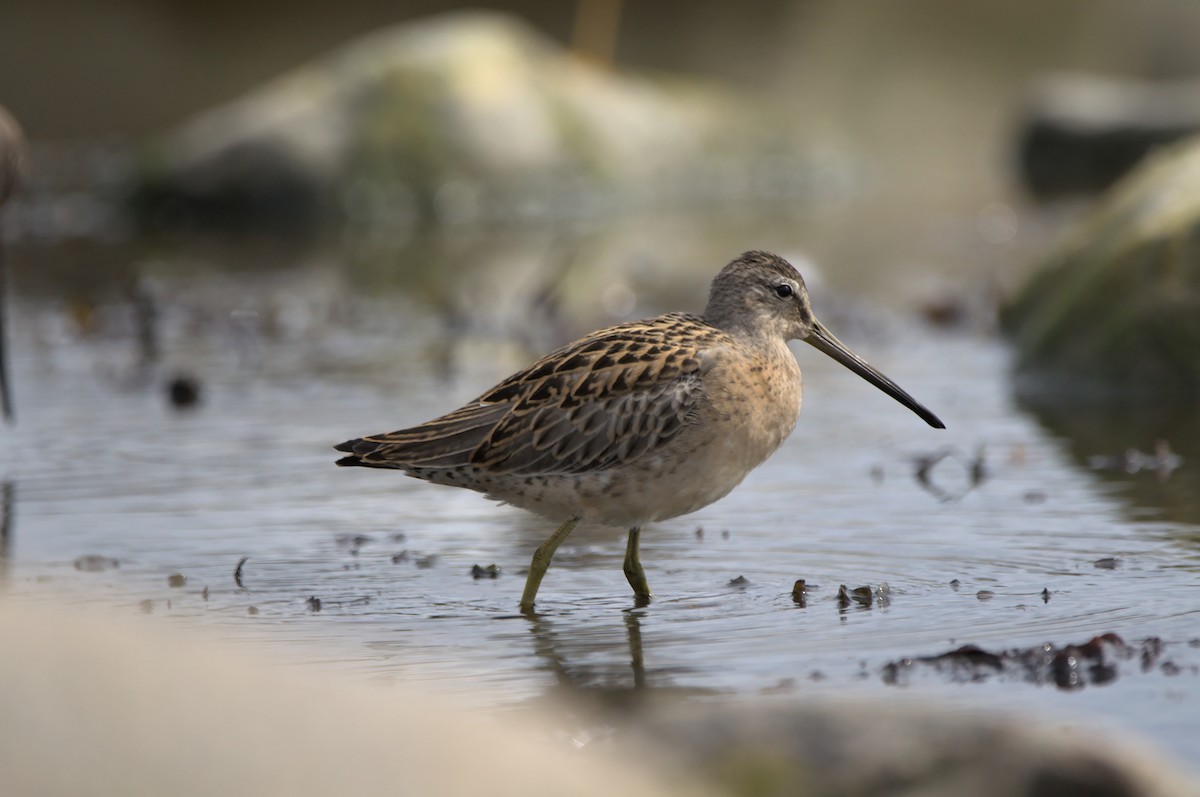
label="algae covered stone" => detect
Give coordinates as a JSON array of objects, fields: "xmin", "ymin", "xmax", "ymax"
[
  {"xmin": 1003, "ymin": 135, "xmax": 1200, "ymax": 403},
  {"xmin": 133, "ymin": 11, "xmax": 801, "ymax": 233}
]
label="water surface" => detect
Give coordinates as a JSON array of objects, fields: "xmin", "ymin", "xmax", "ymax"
[{"xmin": 2, "ymin": 237, "xmax": 1197, "ymax": 765}]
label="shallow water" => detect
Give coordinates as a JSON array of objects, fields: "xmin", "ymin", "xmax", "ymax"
[{"xmin": 2, "ymin": 237, "xmax": 1198, "ymax": 765}]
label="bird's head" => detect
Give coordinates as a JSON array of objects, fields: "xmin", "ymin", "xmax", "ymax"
[{"xmin": 704, "ymin": 250, "xmax": 945, "ymax": 429}]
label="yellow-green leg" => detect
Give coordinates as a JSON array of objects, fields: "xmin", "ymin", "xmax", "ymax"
[
  {"xmin": 623, "ymin": 526, "xmax": 652, "ymax": 605},
  {"xmin": 520, "ymin": 516, "xmax": 580, "ymax": 614}
]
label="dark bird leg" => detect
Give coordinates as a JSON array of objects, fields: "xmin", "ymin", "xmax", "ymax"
[
  {"xmin": 623, "ymin": 526, "xmax": 651, "ymax": 605},
  {"xmin": 520, "ymin": 516, "xmax": 580, "ymax": 613}
]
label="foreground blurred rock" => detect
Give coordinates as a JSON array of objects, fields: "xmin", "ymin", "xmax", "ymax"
[
  {"xmin": 132, "ymin": 11, "xmax": 812, "ymax": 234},
  {"xmin": 0, "ymin": 601, "xmax": 705, "ymax": 797},
  {"xmin": 627, "ymin": 700, "xmax": 1197, "ymax": 797},
  {"xmin": 1003, "ymin": 135, "xmax": 1200, "ymax": 403},
  {"xmin": 2, "ymin": 601, "xmax": 1195, "ymax": 797}
]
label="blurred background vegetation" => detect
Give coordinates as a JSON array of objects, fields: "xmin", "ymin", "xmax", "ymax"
[
  {"xmin": 2, "ymin": 0, "xmax": 1200, "ymax": 389},
  {"xmin": 6, "ymin": 1, "xmax": 1200, "ymax": 277},
  {"xmin": 7, "ymin": 1, "xmax": 1200, "ymax": 139}
]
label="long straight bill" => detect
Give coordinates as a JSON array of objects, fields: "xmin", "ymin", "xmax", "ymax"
[{"xmin": 805, "ymin": 320, "xmax": 945, "ymax": 429}]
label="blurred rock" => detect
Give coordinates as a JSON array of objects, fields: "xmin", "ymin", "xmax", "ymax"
[
  {"xmin": 1017, "ymin": 73, "xmax": 1200, "ymax": 199},
  {"xmin": 0, "ymin": 601, "xmax": 705, "ymax": 797},
  {"xmin": 625, "ymin": 699, "xmax": 1198, "ymax": 797},
  {"xmin": 132, "ymin": 11, "xmax": 807, "ymax": 234},
  {"xmin": 1002, "ymin": 135, "xmax": 1200, "ymax": 403},
  {"xmin": 2, "ymin": 601, "xmax": 1196, "ymax": 797}
]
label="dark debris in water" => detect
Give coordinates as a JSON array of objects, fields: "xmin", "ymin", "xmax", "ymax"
[
  {"xmin": 233, "ymin": 556, "xmax": 248, "ymax": 588},
  {"xmin": 305, "ymin": 595, "xmax": 370, "ymax": 610},
  {"xmin": 727, "ymin": 575, "xmax": 751, "ymax": 588},
  {"xmin": 335, "ymin": 534, "xmax": 374, "ymax": 555},
  {"xmin": 882, "ymin": 633, "xmax": 1198, "ymax": 690},
  {"xmin": 1093, "ymin": 556, "xmax": 1120, "ymax": 570},
  {"xmin": 791, "ymin": 579, "xmax": 808, "ymax": 607},
  {"xmin": 837, "ymin": 583, "xmax": 890, "ymax": 610},
  {"xmin": 920, "ymin": 644, "xmax": 1004, "ymax": 671},
  {"xmin": 73, "ymin": 555, "xmax": 119, "ymax": 572},
  {"xmin": 167, "ymin": 573, "xmax": 186, "ymax": 588},
  {"xmin": 471, "ymin": 563, "xmax": 500, "ymax": 579}
]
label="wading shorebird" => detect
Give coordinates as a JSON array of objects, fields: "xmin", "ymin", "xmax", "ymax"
[{"xmin": 336, "ymin": 251, "xmax": 944, "ymax": 612}]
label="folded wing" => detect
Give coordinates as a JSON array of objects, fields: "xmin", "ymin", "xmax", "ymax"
[{"xmin": 335, "ymin": 313, "xmax": 720, "ymax": 475}]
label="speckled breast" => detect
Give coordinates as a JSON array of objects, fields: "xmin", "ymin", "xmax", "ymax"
[{"xmin": 481, "ymin": 338, "xmax": 802, "ymax": 527}]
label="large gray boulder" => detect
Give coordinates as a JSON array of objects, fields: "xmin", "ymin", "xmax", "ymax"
[
  {"xmin": 133, "ymin": 11, "xmax": 806, "ymax": 233},
  {"xmin": 1002, "ymin": 135, "xmax": 1200, "ymax": 403}
]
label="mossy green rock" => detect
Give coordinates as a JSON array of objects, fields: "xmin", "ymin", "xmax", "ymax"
[
  {"xmin": 134, "ymin": 11, "xmax": 801, "ymax": 233},
  {"xmin": 1003, "ymin": 136, "xmax": 1200, "ymax": 403}
]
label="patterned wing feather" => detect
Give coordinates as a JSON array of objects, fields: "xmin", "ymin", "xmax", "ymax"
[{"xmin": 335, "ymin": 313, "xmax": 723, "ymax": 475}]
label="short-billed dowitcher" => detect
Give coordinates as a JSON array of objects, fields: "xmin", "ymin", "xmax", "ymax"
[{"xmin": 336, "ymin": 251, "xmax": 944, "ymax": 612}]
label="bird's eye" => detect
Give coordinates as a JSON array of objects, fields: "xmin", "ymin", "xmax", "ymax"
[{"xmin": 774, "ymin": 283, "xmax": 794, "ymax": 299}]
